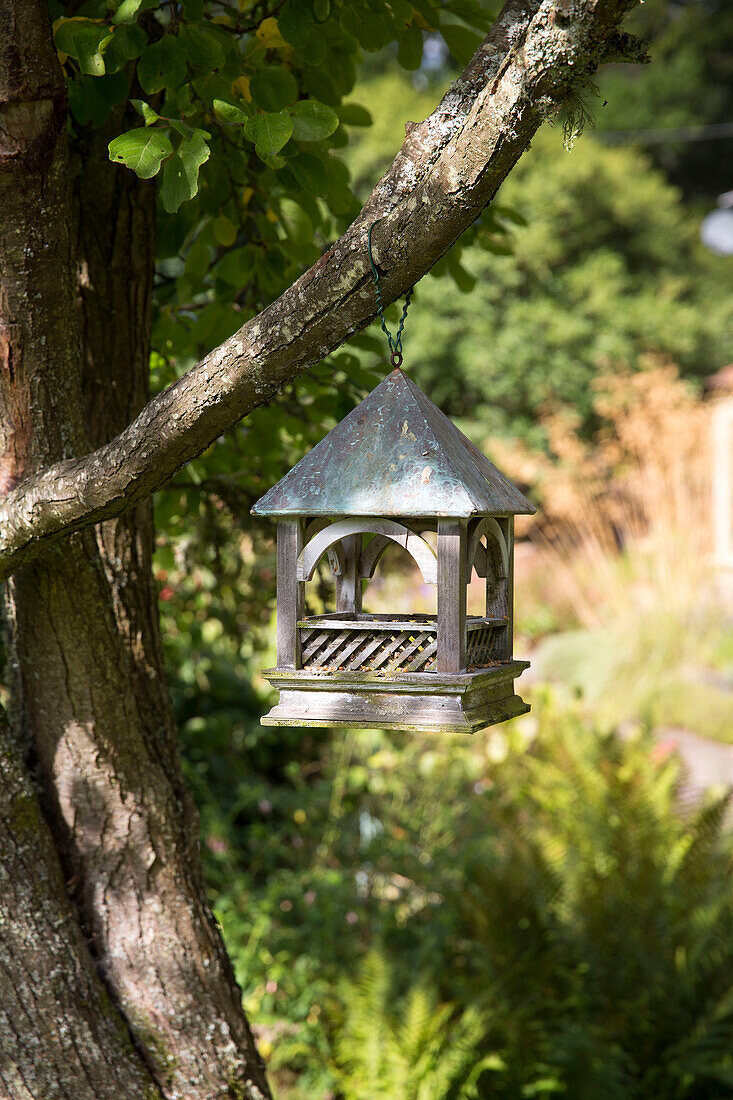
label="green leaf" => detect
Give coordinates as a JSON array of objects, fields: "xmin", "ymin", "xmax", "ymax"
[
  {"xmin": 137, "ymin": 36, "xmax": 187, "ymax": 95},
  {"xmin": 409, "ymin": 0, "xmax": 440, "ymax": 27},
  {"xmin": 480, "ymin": 235, "xmax": 514, "ymax": 256},
  {"xmin": 108, "ymin": 127, "xmax": 174, "ymax": 179},
  {"xmin": 492, "ymin": 203, "xmax": 528, "ymax": 227},
  {"xmin": 103, "ymin": 24, "xmax": 146, "ymax": 74},
  {"xmin": 447, "ymin": 254, "xmax": 477, "ymax": 292},
  {"xmin": 185, "ymin": 233, "xmax": 211, "ymax": 279},
  {"xmin": 325, "ymin": 152, "xmax": 354, "ymax": 214},
  {"xmin": 338, "ymin": 102, "xmax": 372, "ymax": 127},
  {"xmin": 290, "ymin": 152, "xmax": 329, "ymax": 197},
  {"xmin": 397, "ymin": 23, "xmax": 423, "ymax": 70},
  {"xmin": 328, "ymin": 43, "xmax": 355, "ymax": 95},
  {"xmin": 349, "ymin": 332, "xmax": 383, "ymax": 355},
  {"xmin": 244, "ymin": 112, "xmax": 293, "ymax": 159},
  {"xmin": 55, "ymin": 18, "xmax": 112, "ymax": 76},
  {"xmin": 178, "ymin": 24, "xmax": 226, "ymax": 70},
  {"xmin": 440, "ymin": 22, "xmax": 483, "ymax": 64},
  {"xmin": 285, "ymin": 187, "xmax": 321, "ymax": 230},
  {"xmin": 250, "ymin": 66, "xmax": 298, "ymax": 112},
  {"xmin": 339, "ymin": 8, "xmax": 362, "ymax": 42},
  {"xmin": 260, "ymin": 152, "xmax": 287, "ymax": 170},
  {"xmin": 197, "ymin": 165, "xmax": 229, "ymax": 210},
  {"xmin": 131, "ymin": 98, "xmax": 159, "ymax": 126},
  {"xmin": 159, "ymin": 157, "xmax": 193, "ymax": 214},
  {"xmin": 279, "ymin": 197, "xmax": 313, "ymax": 246},
  {"xmin": 214, "ymin": 245, "xmax": 259, "ymax": 286},
  {"xmin": 354, "ymin": 10, "xmax": 390, "ymax": 52},
  {"xmin": 175, "ymin": 83, "xmax": 197, "ymax": 119},
  {"xmin": 444, "ymin": 0, "xmax": 494, "ymax": 29},
  {"xmin": 386, "ymin": 0, "xmax": 414, "ymax": 19},
  {"xmin": 213, "ymin": 99, "xmax": 249, "ymax": 124},
  {"xmin": 166, "ymin": 119, "xmax": 211, "ymax": 140},
  {"xmin": 312, "ymin": 0, "xmax": 331, "ymax": 21},
  {"xmin": 213, "ymin": 215, "xmax": 238, "ymax": 246},
  {"xmin": 159, "ymin": 130, "xmax": 211, "ymax": 212},
  {"xmin": 289, "ymin": 100, "xmax": 339, "ymax": 142},
  {"xmin": 111, "ymin": 0, "xmax": 157, "ymax": 24},
  {"xmin": 301, "ymin": 29, "xmax": 328, "ymax": 67},
  {"xmin": 278, "ymin": 2, "xmax": 311, "ymax": 47},
  {"xmin": 182, "ymin": 129, "xmax": 211, "ymax": 173},
  {"xmin": 302, "ymin": 68, "xmax": 338, "ymax": 107}
]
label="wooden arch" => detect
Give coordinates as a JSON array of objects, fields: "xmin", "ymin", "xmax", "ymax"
[
  {"xmin": 360, "ymin": 531, "xmax": 422, "ymax": 579},
  {"xmin": 468, "ymin": 517, "xmax": 509, "ymax": 579},
  {"xmin": 304, "ymin": 517, "xmax": 345, "ymax": 576},
  {"xmin": 297, "ymin": 519, "xmax": 438, "ymax": 584}
]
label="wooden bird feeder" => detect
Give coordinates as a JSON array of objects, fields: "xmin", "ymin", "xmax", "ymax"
[{"xmin": 252, "ymin": 369, "xmax": 535, "ymax": 734}]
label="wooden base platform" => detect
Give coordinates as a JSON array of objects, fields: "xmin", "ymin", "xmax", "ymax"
[{"xmin": 260, "ymin": 660, "xmax": 530, "ymax": 734}]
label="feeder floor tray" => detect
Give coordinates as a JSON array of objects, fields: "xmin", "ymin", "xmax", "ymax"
[{"xmin": 260, "ymin": 660, "xmax": 530, "ymax": 734}]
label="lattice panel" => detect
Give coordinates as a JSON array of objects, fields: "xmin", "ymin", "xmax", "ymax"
[
  {"xmin": 300, "ymin": 625, "xmax": 438, "ymax": 673},
  {"xmin": 467, "ymin": 625, "xmax": 499, "ymax": 668}
]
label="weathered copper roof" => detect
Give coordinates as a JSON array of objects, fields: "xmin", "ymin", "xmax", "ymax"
[{"xmin": 252, "ymin": 369, "xmax": 535, "ymax": 518}]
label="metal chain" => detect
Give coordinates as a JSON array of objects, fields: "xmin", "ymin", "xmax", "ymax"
[{"xmin": 367, "ymin": 221, "xmax": 414, "ymax": 368}]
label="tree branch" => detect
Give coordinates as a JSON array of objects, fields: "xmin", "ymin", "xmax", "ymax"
[{"xmin": 0, "ymin": 0, "xmax": 640, "ymax": 582}]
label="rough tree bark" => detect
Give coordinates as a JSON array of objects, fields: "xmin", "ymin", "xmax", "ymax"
[
  {"xmin": 0, "ymin": 0, "xmax": 642, "ymax": 1097},
  {"xmin": 1, "ymin": 4, "xmax": 270, "ymax": 1097}
]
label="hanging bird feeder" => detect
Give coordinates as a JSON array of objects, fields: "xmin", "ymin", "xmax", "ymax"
[{"xmin": 251, "ymin": 228, "xmax": 535, "ymax": 734}]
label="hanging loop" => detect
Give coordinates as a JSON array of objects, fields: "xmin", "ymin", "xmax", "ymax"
[{"xmin": 367, "ymin": 220, "xmax": 414, "ymax": 368}]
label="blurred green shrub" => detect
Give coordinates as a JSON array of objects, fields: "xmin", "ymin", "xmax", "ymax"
[
  {"xmin": 332, "ymin": 950, "xmax": 498, "ymax": 1100},
  {"xmin": 346, "ymin": 74, "xmax": 731, "ymax": 448},
  {"xmin": 173, "ymin": 676, "xmax": 733, "ymax": 1098},
  {"xmin": 436, "ymin": 709, "xmax": 733, "ymax": 1097},
  {"xmin": 404, "ymin": 128, "xmax": 731, "ymax": 449}
]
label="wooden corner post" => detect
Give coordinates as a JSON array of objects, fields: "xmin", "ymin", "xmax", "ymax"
[
  {"xmin": 277, "ymin": 517, "xmax": 305, "ymax": 669},
  {"xmin": 437, "ymin": 518, "xmax": 467, "ymax": 674},
  {"xmin": 505, "ymin": 515, "xmax": 514, "ymax": 658},
  {"xmin": 335, "ymin": 534, "xmax": 362, "ymax": 614}
]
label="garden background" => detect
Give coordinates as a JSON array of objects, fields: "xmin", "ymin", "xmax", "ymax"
[{"xmin": 150, "ymin": 2, "xmax": 733, "ymax": 1094}]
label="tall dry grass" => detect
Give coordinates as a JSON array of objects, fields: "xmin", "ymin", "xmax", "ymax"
[{"xmin": 493, "ymin": 361, "xmax": 724, "ymax": 731}]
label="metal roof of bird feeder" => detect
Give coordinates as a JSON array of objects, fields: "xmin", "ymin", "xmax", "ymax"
[{"xmin": 252, "ymin": 369, "xmax": 535, "ymax": 519}]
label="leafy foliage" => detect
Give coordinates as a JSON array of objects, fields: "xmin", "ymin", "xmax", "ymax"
[
  {"xmin": 343, "ymin": 73, "xmax": 732, "ymax": 448},
  {"xmin": 175, "ymin": 678, "xmax": 733, "ymax": 1098},
  {"xmin": 49, "ymin": 1, "xmax": 503, "ymax": 647},
  {"xmin": 443, "ymin": 715, "xmax": 733, "ymax": 1098},
  {"xmin": 332, "ymin": 950, "xmax": 496, "ymax": 1100},
  {"xmin": 50, "ymin": 0, "xmax": 494, "ymax": 397},
  {"xmin": 409, "ymin": 137, "xmax": 729, "ymax": 445},
  {"xmin": 596, "ymin": 0, "xmax": 733, "ymax": 199}
]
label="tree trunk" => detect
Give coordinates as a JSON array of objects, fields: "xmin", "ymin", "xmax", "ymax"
[
  {"xmin": 0, "ymin": 714, "xmax": 156, "ymax": 1100},
  {"xmin": 0, "ymin": 3, "xmax": 270, "ymax": 1097}
]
